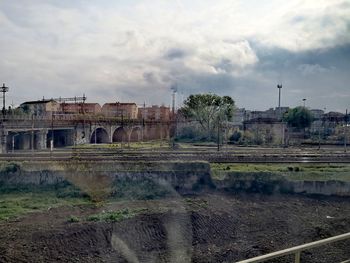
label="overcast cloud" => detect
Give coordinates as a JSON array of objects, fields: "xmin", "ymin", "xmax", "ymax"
[{"xmin": 0, "ymin": 0, "xmax": 349, "ymax": 111}]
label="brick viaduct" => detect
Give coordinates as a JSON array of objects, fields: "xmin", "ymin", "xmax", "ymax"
[{"xmin": 0, "ymin": 115, "xmax": 172, "ymax": 153}]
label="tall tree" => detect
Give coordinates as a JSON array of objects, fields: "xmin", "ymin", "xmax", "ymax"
[
  {"xmin": 180, "ymin": 93, "xmax": 235, "ymax": 139},
  {"xmin": 283, "ymin": 106, "xmax": 313, "ymax": 129}
]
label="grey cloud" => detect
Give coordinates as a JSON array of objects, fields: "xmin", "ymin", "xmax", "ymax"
[
  {"xmin": 297, "ymin": 64, "xmax": 330, "ymax": 76},
  {"xmin": 290, "ymin": 15, "xmax": 306, "ymax": 24},
  {"xmin": 213, "ymin": 59, "xmax": 236, "ymax": 74},
  {"xmin": 163, "ymin": 48, "xmax": 189, "ymax": 60},
  {"xmin": 249, "ymin": 43, "xmax": 350, "ymax": 110},
  {"xmin": 143, "ymin": 72, "xmax": 157, "ymax": 83}
]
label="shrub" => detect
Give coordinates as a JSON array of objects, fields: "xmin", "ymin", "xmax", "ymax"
[
  {"xmin": 3, "ymin": 163, "xmax": 20, "ymax": 173},
  {"xmin": 67, "ymin": 215, "xmax": 80, "ymax": 223},
  {"xmin": 87, "ymin": 208, "xmax": 136, "ymax": 222},
  {"xmin": 229, "ymin": 131, "xmax": 242, "ymax": 143}
]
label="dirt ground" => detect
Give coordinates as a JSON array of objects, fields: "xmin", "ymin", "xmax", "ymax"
[{"xmin": 1, "ymin": 191, "xmax": 350, "ymax": 263}]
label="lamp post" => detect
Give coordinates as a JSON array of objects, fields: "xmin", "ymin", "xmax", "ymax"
[
  {"xmin": 217, "ymin": 116, "xmax": 220, "ymax": 152},
  {"xmin": 344, "ymin": 109, "xmax": 348, "ymax": 153},
  {"xmin": 302, "ymin": 98, "xmax": 306, "ymax": 107},
  {"xmin": 1, "ymin": 83, "xmax": 9, "ymax": 116},
  {"xmin": 323, "ymin": 107, "xmax": 327, "ymax": 141},
  {"xmin": 277, "ymin": 84, "xmax": 285, "ymax": 146},
  {"xmin": 318, "ymin": 121, "xmax": 321, "ymax": 150},
  {"xmin": 51, "ymin": 111, "xmax": 54, "ymax": 152},
  {"xmin": 277, "ymin": 84, "xmax": 282, "ymax": 118}
]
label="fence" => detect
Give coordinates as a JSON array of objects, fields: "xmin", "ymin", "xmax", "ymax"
[{"xmin": 236, "ymin": 232, "xmax": 350, "ymax": 263}]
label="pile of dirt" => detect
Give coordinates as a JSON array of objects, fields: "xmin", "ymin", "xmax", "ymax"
[{"xmin": 1, "ymin": 192, "xmax": 350, "ymax": 262}]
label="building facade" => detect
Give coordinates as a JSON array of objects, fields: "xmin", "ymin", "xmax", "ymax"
[
  {"xmin": 60, "ymin": 103, "xmax": 101, "ymax": 115},
  {"xmin": 138, "ymin": 105, "xmax": 170, "ymax": 121},
  {"xmin": 20, "ymin": 100, "xmax": 60, "ymax": 116},
  {"xmin": 101, "ymin": 103, "xmax": 138, "ymax": 119}
]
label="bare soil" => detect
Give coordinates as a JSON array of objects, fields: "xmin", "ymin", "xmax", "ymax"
[{"xmin": 1, "ymin": 192, "xmax": 350, "ymax": 263}]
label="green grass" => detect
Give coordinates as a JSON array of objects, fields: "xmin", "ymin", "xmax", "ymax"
[
  {"xmin": 125, "ymin": 140, "xmax": 170, "ymax": 149},
  {"xmin": 74, "ymin": 140, "xmax": 171, "ymax": 150},
  {"xmin": 86, "ymin": 208, "xmax": 146, "ymax": 222},
  {"xmin": 67, "ymin": 215, "xmax": 80, "ymax": 223},
  {"xmin": 210, "ymin": 163, "xmax": 350, "ymax": 182},
  {"xmin": 0, "ymin": 192, "xmax": 91, "ymax": 221},
  {"xmin": 111, "ymin": 177, "xmax": 174, "ymax": 200},
  {"xmin": 184, "ymin": 198, "xmax": 208, "ymax": 209},
  {"xmin": 287, "ymin": 171, "xmax": 350, "ymax": 182}
]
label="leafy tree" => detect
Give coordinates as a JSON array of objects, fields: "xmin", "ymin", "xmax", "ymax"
[
  {"xmin": 283, "ymin": 106, "xmax": 313, "ymax": 129},
  {"xmin": 20, "ymin": 104, "xmax": 30, "ymax": 114},
  {"xmin": 180, "ymin": 93, "xmax": 235, "ymax": 139},
  {"xmin": 229, "ymin": 130, "xmax": 242, "ymax": 143}
]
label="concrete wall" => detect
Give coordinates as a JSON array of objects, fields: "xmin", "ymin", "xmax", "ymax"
[
  {"xmin": 0, "ymin": 161, "xmax": 212, "ymax": 193},
  {"xmin": 213, "ymin": 171, "xmax": 350, "ymax": 197},
  {"xmin": 1, "ymin": 161, "xmax": 349, "ymax": 197}
]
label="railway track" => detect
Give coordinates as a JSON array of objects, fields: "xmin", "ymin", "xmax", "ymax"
[{"xmin": 1, "ymin": 147, "xmax": 350, "ymax": 163}]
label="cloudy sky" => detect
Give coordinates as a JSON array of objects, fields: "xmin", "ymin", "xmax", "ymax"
[{"xmin": 0, "ymin": 0, "xmax": 349, "ymax": 111}]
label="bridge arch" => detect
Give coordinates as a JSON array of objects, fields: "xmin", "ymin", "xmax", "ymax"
[
  {"xmin": 7, "ymin": 131, "xmax": 31, "ymax": 150},
  {"xmin": 90, "ymin": 127, "xmax": 109, "ymax": 144},
  {"xmin": 129, "ymin": 126, "xmax": 142, "ymax": 142},
  {"xmin": 112, "ymin": 127, "xmax": 127, "ymax": 142}
]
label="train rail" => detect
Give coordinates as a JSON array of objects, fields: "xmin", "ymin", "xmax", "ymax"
[{"xmin": 0, "ymin": 147, "xmax": 350, "ymax": 163}]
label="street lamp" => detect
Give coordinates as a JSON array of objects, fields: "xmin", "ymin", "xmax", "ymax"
[
  {"xmin": 277, "ymin": 84, "xmax": 285, "ymax": 147},
  {"xmin": 323, "ymin": 107, "xmax": 327, "ymax": 140},
  {"xmin": 1, "ymin": 83, "xmax": 9, "ymax": 115},
  {"xmin": 302, "ymin": 98, "xmax": 306, "ymax": 107},
  {"xmin": 344, "ymin": 109, "xmax": 348, "ymax": 153},
  {"xmin": 277, "ymin": 84, "xmax": 282, "ymax": 118}
]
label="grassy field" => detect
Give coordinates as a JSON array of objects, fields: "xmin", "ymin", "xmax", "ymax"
[
  {"xmin": 86, "ymin": 207, "xmax": 147, "ymax": 222},
  {"xmin": 0, "ymin": 191, "xmax": 91, "ymax": 221},
  {"xmin": 1, "ymin": 161, "xmax": 349, "ymax": 221},
  {"xmin": 73, "ymin": 140, "xmax": 171, "ymax": 150},
  {"xmin": 211, "ymin": 163, "xmax": 350, "ymax": 182}
]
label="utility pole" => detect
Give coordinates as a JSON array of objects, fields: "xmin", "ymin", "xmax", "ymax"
[
  {"xmin": 82, "ymin": 94, "xmax": 86, "ymax": 143},
  {"xmin": 31, "ymin": 114, "xmax": 34, "ymax": 152},
  {"xmin": 277, "ymin": 84, "xmax": 282, "ymax": 118},
  {"xmin": 277, "ymin": 84, "xmax": 284, "ymax": 147},
  {"xmin": 323, "ymin": 107, "xmax": 327, "ymax": 141},
  {"xmin": 1, "ymin": 83, "xmax": 9, "ymax": 116},
  {"xmin": 50, "ymin": 111, "xmax": 54, "ymax": 154},
  {"xmin": 318, "ymin": 124, "xmax": 321, "ymax": 150},
  {"xmin": 345, "ymin": 109, "xmax": 348, "ymax": 153},
  {"xmin": 142, "ymin": 101, "xmax": 145, "ymax": 142},
  {"xmin": 171, "ymin": 84, "xmax": 177, "ymax": 116},
  {"xmin": 217, "ymin": 116, "xmax": 220, "ymax": 152}
]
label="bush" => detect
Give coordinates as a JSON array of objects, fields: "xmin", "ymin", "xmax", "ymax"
[
  {"xmin": 67, "ymin": 215, "xmax": 80, "ymax": 223},
  {"xmin": 112, "ymin": 177, "xmax": 171, "ymax": 200},
  {"xmin": 2, "ymin": 163, "xmax": 20, "ymax": 173},
  {"xmin": 229, "ymin": 131, "xmax": 242, "ymax": 143},
  {"xmin": 87, "ymin": 208, "xmax": 137, "ymax": 222}
]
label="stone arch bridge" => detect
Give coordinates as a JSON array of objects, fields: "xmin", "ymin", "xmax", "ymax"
[{"xmin": 0, "ymin": 115, "xmax": 172, "ymax": 153}]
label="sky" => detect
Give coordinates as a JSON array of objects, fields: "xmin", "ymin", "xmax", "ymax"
[{"xmin": 0, "ymin": 0, "xmax": 349, "ymax": 111}]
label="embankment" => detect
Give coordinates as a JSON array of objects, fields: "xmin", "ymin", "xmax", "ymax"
[
  {"xmin": 213, "ymin": 171, "xmax": 350, "ymax": 196},
  {"xmin": 1, "ymin": 161, "xmax": 350, "ymax": 197},
  {"xmin": 0, "ymin": 161, "xmax": 213, "ymax": 200}
]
